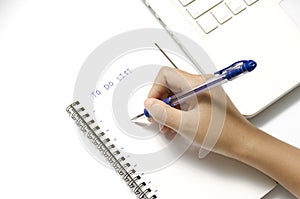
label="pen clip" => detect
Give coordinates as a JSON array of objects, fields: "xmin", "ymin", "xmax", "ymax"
[
  {"xmin": 214, "ymin": 60, "xmax": 257, "ymax": 81},
  {"xmin": 214, "ymin": 60, "xmax": 247, "ymax": 76}
]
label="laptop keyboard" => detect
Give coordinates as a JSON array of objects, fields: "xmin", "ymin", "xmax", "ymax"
[{"xmin": 178, "ymin": 0, "xmax": 258, "ymax": 33}]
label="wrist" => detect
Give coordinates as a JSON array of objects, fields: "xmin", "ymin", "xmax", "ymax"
[
  {"xmin": 229, "ymin": 123, "xmax": 270, "ymax": 165},
  {"xmin": 221, "ymin": 121, "xmax": 260, "ymax": 161}
]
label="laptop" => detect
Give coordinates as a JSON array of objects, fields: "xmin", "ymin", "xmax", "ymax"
[{"xmin": 143, "ymin": 0, "xmax": 300, "ymax": 117}]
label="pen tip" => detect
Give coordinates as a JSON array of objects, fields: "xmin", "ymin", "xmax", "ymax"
[{"xmin": 130, "ymin": 113, "xmax": 145, "ymax": 121}]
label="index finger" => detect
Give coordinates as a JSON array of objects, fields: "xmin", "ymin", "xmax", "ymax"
[{"xmin": 147, "ymin": 67, "xmax": 198, "ymax": 99}]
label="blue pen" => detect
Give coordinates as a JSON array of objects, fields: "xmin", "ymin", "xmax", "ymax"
[{"xmin": 131, "ymin": 60, "xmax": 257, "ymax": 121}]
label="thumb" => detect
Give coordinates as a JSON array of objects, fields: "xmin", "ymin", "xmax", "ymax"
[{"xmin": 144, "ymin": 98, "xmax": 181, "ymax": 131}]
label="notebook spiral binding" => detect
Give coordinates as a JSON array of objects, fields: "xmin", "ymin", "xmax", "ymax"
[{"xmin": 66, "ymin": 101, "xmax": 157, "ymax": 199}]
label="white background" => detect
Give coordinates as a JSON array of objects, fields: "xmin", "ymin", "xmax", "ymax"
[{"xmin": 0, "ymin": 0, "xmax": 298, "ymax": 198}]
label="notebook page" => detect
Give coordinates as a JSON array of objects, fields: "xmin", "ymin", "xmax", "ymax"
[{"xmin": 74, "ymin": 41, "xmax": 276, "ymax": 198}]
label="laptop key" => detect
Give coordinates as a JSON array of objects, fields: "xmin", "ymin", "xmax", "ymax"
[
  {"xmin": 187, "ymin": 0, "xmax": 223, "ymax": 19},
  {"xmin": 244, "ymin": 0, "xmax": 258, "ymax": 6},
  {"xmin": 225, "ymin": 0, "xmax": 247, "ymax": 14},
  {"xmin": 211, "ymin": 3, "xmax": 232, "ymax": 24},
  {"xmin": 197, "ymin": 13, "xmax": 218, "ymax": 33},
  {"xmin": 178, "ymin": 0, "xmax": 194, "ymax": 6}
]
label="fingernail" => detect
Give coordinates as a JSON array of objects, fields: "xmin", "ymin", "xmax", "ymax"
[
  {"xmin": 144, "ymin": 98, "xmax": 154, "ymax": 109},
  {"xmin": 160, "ymin": 126, "xmax": 169, "ymax": 134}
]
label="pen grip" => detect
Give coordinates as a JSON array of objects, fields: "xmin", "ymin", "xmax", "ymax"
[{"xmin": 144, "ymin": 97, "xmax": 173, "ymax": 118}]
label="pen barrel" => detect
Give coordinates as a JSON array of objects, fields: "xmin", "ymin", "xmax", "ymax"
[{"xmin": 172, "ymin": 75, "xmax": 227, "ymax": 106}]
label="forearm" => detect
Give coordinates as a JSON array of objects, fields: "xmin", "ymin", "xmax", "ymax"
[{"xmin": 233, "ymin": 126, "xmax": 300, "ymax": 197}]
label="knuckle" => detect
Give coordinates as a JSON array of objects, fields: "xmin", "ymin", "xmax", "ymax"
[{"xmin": 159, "ymin": 66, "xmax": 173, "ymax": 75}]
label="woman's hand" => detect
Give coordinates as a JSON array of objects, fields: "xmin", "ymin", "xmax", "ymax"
[
  {"xmin": 144, "ymin": 66, "xmax": 253, "ymax": 157},
  {"xmin": 144, "ymin": 67, "xmax": 300, "ymax": 197}
]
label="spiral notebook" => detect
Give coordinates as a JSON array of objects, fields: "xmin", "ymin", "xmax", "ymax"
[{"xmin": 67, "ymin": 101, "xmax": 276, "ymax": 199}]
